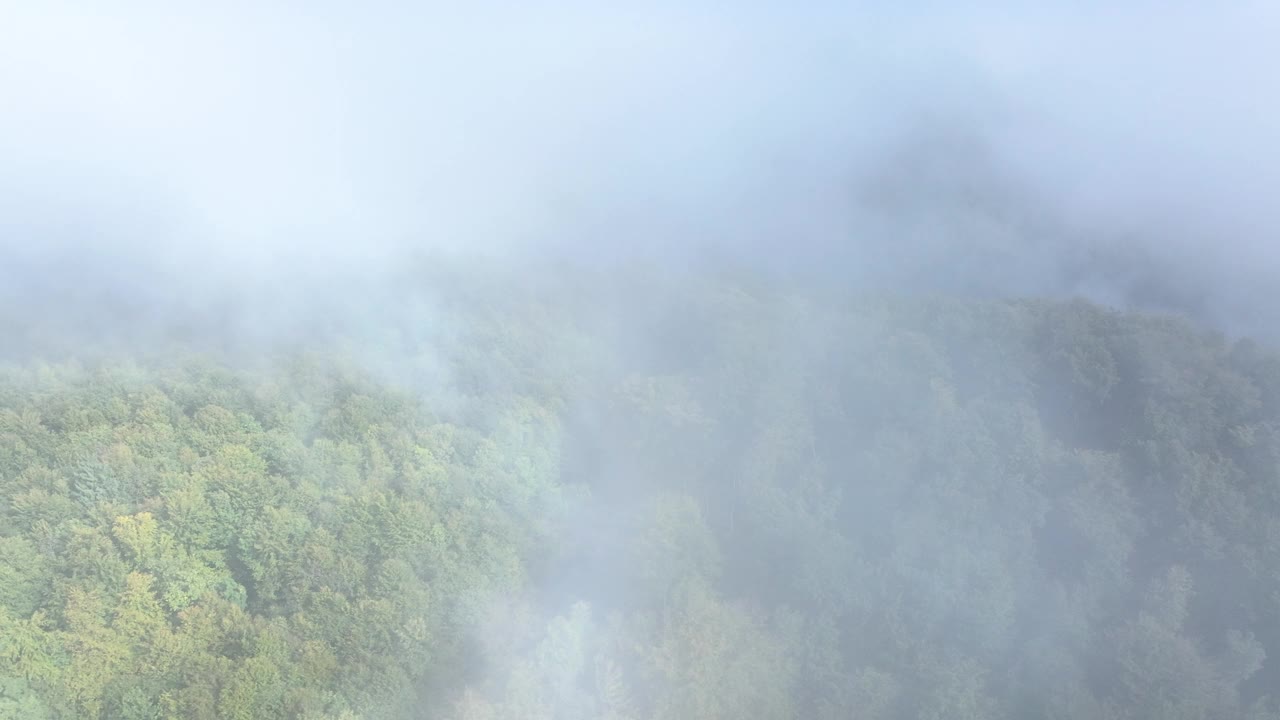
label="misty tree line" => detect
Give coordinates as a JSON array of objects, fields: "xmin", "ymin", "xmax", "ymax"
[{"xmin": 4, "ymin": 265, "xmax": 1280, "ymax": 718}]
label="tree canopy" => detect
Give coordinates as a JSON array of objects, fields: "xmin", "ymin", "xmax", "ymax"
[{"xmin": 3, "ymin": 265, "xmax": 1280, "ymax": 718}]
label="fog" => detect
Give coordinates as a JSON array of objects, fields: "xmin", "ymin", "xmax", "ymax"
[
  {"xmin": 4, "ymin": 3, "xmax": 1280, "ymax": 718},
  {"xmin": 4, "ymin": 2, "xmax": 1278, "ymax": 311}
]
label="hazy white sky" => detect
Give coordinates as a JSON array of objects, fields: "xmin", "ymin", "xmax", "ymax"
[{"xmin": 1, "ymin": 2, "xmax": 1277, "ymax": 284}]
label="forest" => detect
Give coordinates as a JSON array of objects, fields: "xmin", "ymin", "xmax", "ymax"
[{"xmin": 4, "ymin": 261, "xmax": 1280, "ymax": 719}]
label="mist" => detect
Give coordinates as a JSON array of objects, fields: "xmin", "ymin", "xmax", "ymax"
[
  {"xmin": 5, "ymin": 2, "xmax": 1280, "ymax": 719},
  {"xmin": 5, "ymin": 2, "xmax": 1278, "ymax": 309}
]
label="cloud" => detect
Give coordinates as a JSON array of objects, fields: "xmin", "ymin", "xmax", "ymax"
[{"xmin": 2, "ymin": 1, "xmax": 1278, "ymax": 334}]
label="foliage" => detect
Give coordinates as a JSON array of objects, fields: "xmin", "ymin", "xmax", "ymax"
[{"xmin": 3, "ymin": 266, "xmax": 1280, "ymax": 718}]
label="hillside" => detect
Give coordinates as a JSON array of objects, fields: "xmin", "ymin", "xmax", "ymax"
[{"xmin": 4, "ymin": 267, "xmax": 1280, "ymax": 719}]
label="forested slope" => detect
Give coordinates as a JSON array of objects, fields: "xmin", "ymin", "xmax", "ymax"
[{"xmin": 4, "ymin": 266, "xmax": 1280, "ymax": 719}]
